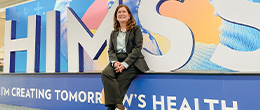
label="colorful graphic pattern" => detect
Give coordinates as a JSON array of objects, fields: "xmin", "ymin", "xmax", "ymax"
[{"xmin": 4, "ymin": 0, "xmax": 260, "ymax": 72}]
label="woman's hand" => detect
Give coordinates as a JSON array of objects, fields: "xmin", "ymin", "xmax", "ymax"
[
  {"xmin": 118, "ymin": 65, "xmax": 125, "ymax": 73},
  {"xmin": 114, "ymin": 62, "xmax": 125, "ymax": 73},
  {"xmin": 113, "ymin": 62, "xmax": 120, "ymax": 68}
]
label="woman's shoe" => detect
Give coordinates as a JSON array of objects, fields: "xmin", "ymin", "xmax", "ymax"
[
  {"xmin": 116, "ymin": 104, "xmax": 125, "ymax": 110},
  {"xmin": 115, "ymin": 107, "xmax": 127, "ymax": 110}
]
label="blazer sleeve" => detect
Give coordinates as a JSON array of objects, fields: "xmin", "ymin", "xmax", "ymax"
[
  {"xmin": 124, "ymin": 25, "xmax": 143, "ymax": 66},
  {"xmin": 108, "ymin": 31, "xmax": 118, "ymax": 62}
]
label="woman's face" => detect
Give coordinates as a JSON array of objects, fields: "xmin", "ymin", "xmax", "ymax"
[{"xmin": 117, "ymin": 7, "xmax": 130, "ymax": 23}]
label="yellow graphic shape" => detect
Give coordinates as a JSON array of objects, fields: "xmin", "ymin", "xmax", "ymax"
[
  {"xmin": 89, "ymin": 29, "xmax": 108, "ymax": 70},
  {"xmin": 90, "ymin": 29, "xmax": 97, "ymax": 34},
  {"xmin": 159, "ymin": 0, "xmax": 221, "ymax": 45},
  {"xmin": 93, "ymin": 46, "xmax": 108, "ymax": 70},
  {"xmin": 149, "ymin": 31, "xmax": 171, "ymax": 55}
]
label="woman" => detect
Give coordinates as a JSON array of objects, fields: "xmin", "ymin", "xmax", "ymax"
[{"xmin": 101, "ymin": 5, "xmax": 149, "ymax": 110}]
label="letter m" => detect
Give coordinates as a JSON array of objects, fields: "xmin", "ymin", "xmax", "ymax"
[{"xmin": 67, "ymin": 3, "xmax": 117, "ymax": 72}]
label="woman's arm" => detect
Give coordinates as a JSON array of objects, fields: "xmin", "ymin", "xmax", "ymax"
[
  {"xmin": 123, "ymin": 25, "xmax": 143, "ymax": 66},
  {"xmin": 108, "ymin": 31, "xmax": 118, "ymax": 62}
]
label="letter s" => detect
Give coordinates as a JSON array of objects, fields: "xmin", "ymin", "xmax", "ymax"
[
  {"xmin": 138, "ymin": 94, "xmax": 146, "ymax": 108},
  {"xmin": 210, "ymin": 0, "xmax": 260, "ymax": 71},
  {"xmin": 139, "ymin": 0, "xmax": 194, "ymax": 71}
]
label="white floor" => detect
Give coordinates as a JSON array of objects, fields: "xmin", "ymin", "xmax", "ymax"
[{"xmin": 0, "ymin": 104, "xmax": 44, "ymax": 110}]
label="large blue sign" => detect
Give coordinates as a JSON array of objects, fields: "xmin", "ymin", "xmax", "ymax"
[
  {"xmin": 4, "ymin": 0, "xmax": 260, "ymax": 73},
  {"xmin": 0, "ymin": 73, "xmax": 259, "ymax": 110}
]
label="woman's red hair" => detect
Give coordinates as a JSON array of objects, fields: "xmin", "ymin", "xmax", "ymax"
[{"xmin": 113, "ymin": 5, "xmax": 136, "ymax": 31}]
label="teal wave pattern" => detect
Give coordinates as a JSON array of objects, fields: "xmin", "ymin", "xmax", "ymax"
[
  {"xmin": 219, "ymin": 19, "xmax": 260, "ymax": 52},
  {"xmin": 181, "ymin": 42, "xmax": 229, "ymax": 70}
]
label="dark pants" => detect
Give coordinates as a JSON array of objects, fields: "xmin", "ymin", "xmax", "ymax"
[{"xmin": 101, "ymin": 53, "xmax": 140, "ymax": 108}]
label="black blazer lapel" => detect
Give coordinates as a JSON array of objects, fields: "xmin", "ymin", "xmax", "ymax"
[
  {"xmin": 113, "ymin": 31, "xmax": 119, "ymax": 52},
  {"xmin": 125, "ymin": 31, "xmax": 130, "ymax": 50}
]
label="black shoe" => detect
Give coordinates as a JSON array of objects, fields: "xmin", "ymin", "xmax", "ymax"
[
  {"xmin": 116, "ymin": 104, "xmax": 125, "ymax": 110},
  {"xmin": 107, "ymin": 105, "xmax": 116, "ymax": 110}
]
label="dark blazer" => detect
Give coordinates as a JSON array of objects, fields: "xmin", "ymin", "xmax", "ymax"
[{"xmin": 108, "ymin": 25, "xmax": 149, "ymax": 72}]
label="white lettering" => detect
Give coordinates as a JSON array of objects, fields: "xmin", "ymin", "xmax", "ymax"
[
  {"xmin": 4, "ymin": 16, "xmax": 40, "ymax": 73},
  {"xmin": 55, "ymin": 90, "xmax": 61, "ymax": 100},
  {"xmin": 78, "ymin": 91, "xmax": 87, "ymax": 102},
  {"xmin": 123, "ymin": 94, "xmax": 133, "ymax": 107},
  {"xmin": 88, "ymin": 91, "xmax": 94, "ymax": 103},
  {"xmin": 139, "ymin": 0, "xmax": 194, "ymax": 72},
  {"xmin": 67, "ymin": 7, "xmax": 108, "ymax": 72},
  {"xmin": 45, "ymin": 89, "xmax": 51, "ymax": 100},
  {"xmin": 30, "ymin": 88, "xmax": 35, "ymax": 98},
  {"xmin": 46, "ymin": 11, "xmax": 60, "ymax": 72},
  {"xmin": 3, "ymin": 87, "xmax": 9, "ymax": 96},
  {"xmin": 210, "ymin": 0, "xmax": 260, "ymax": 71},
  {"xmin": 61, "ymin": 90, "xmax": 68, "ymax": 101},
  {"xmin": 153, "ymin": 95, "xmax": 165, "ymax": 110},
  {"xmin": 167, "ymin": 96, "xmax": 176, "ymax": 110},
  {"xmin": 0, "ymin": 87, "xmax": 2, "ymax": 95},
  {"xmin": 11, "ymin": 87, "xmax": 16, "ymax": 96},
  {"xmin": 21, "ymin": 88, "xmax": 25, "ymax": 97},
  {"xmin": 35, "ymin": 89, "xmax": 37, "ymax": 99},
  {"xmin": 16, "ymin": 88, "xmax": 20, "ymax": 97},
  {"xmin": 221, "ymin": 100, "xmax": 238, "ymax": 110},
  {"xmin": 204, "ymin": 99, "xmax": 219, "ymax": 110},
  {"xmin": 25, "ymin": 89, "xmax": 30, "ymax": 98},
  {"xmin": 180, "ymin": 97, "xmax": 191, "ymax": 110},
  {"xmin": 69, "ymin": 91, "xmax": 77, "ymax": 102},
  {"xmin": 138, "ymin": 94, "xmax": 146, "ymax": 108},
  {"xmin": 195, "ymin": 98, "xmax": 199, "ymax": 110},
  {"xmin": 95, "ymin": 92, "xmax": 102, "ymax": 104},
  {"xmin": 38, "ymin": 89, "xmax": 45, "ymax": 99}
]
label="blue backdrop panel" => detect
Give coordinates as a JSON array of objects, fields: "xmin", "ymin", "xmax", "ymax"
[{"xmin": 0, "ymin": 74, "xmax": 259, "ymax": 110}]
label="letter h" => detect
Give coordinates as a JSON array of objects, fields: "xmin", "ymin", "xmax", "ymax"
[{"xmin": 4, "ymin": 15, "xmax": 41, "ymax": 73}]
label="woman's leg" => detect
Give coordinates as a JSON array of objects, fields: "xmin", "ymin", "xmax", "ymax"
[
  {"xmin": 116, "ymin": 65, "xmax": 139, "ymax": 103},
  {"xmin": 101, "ymin": 64, "xmax": 122, "ymax": 106}
]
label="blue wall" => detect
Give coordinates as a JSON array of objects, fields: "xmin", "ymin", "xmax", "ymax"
[{"xmin": 0, "ymin": 73, "xmax": 259, "ymax": 110}]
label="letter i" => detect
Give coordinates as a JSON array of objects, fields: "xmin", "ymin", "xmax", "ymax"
[
  {"xmin": 36, "ymin": 89, "xmax": 37, "ymax": 99},
  {"xmin": 195, "ymin": 98, "xmax": 199, "ymax": 110}
]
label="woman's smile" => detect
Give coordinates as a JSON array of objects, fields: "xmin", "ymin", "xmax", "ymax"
[{"xmin": 117, "ymin": 7, "xmax": 130, "ymax": 22}]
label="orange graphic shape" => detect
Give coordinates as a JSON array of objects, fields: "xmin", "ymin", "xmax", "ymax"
[
  {"xmin": 101, "ymin": 88, "xmax": 105, "ymax": 104},
  {"xmin": 159, "ymin": 0, "xmax": 221, "ymax": 45}
]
